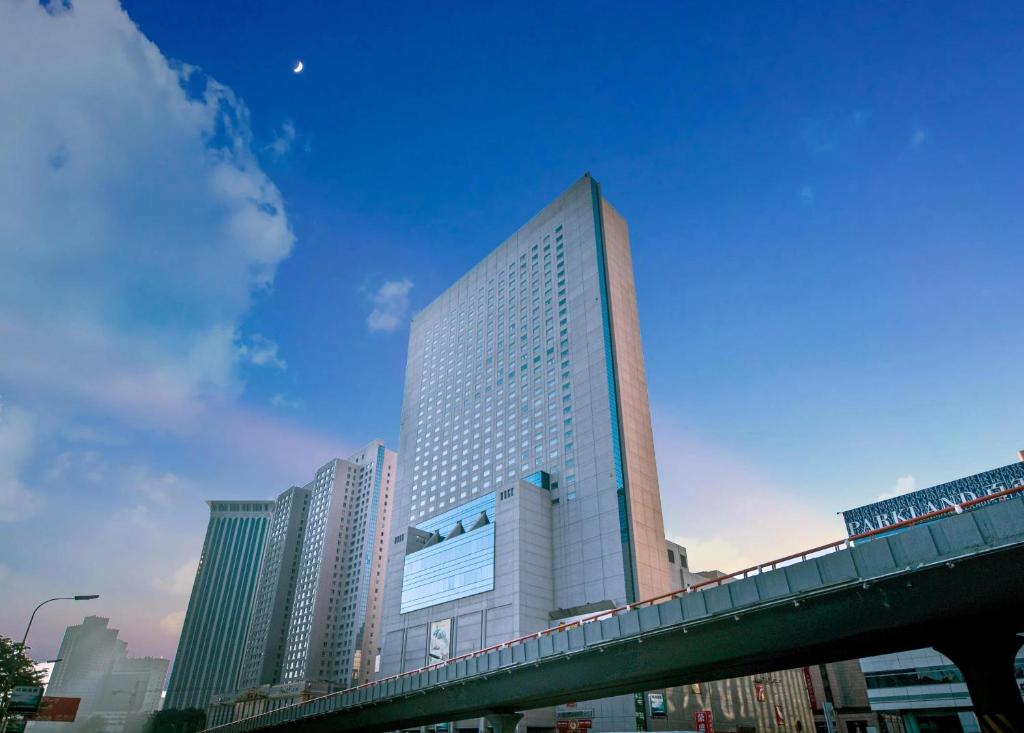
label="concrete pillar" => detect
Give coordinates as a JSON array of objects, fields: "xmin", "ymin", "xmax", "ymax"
[
  {"xmin": 484, "ymin": 712, "xmax": 523, "ymax": 733},
  {"xmin": 935, "ymin": 633, "xmax": 1024, "ymax": 733}
]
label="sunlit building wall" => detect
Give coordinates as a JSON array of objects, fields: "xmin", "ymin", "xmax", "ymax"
[{"xmin": 379, "ymin": 174, "xmax": 671, "ymax": 731}]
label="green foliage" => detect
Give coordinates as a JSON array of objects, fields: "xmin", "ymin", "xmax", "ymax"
[
  {"xmin": 123, "ymin": 711, "xmax": 154, "ymax": 733},
  {"xmin": 144, "ymin": 708, "xmax": 207, "ymax": 733},
  {"xmin": 0, "ymin": 635, "xmax": 46, "ymax": 690}
]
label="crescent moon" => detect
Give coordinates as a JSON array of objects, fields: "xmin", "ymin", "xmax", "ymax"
[{"xmin": 293, "ymin": 60, "xmax": 304, "ymax": 74}]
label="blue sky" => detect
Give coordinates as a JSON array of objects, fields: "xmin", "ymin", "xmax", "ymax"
[{"xmin": 1, "ymin": 0, "xmax": 1021, "ymax": 661}]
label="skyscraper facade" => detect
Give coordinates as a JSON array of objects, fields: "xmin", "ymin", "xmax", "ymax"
[
  {"xmin": 379, "ymin": 174, "xmax": 670, "ymax": 731},
  {"xmin": 236, "ymin": 486, "xmax": 310, "ymax": 690},
  {"xmin": 280, "ymin": 441, "xmax": 397, "ymax": 687},
  {"xmin": 165, "ymin": 501, "xmax": 274, "ymax": 710}
]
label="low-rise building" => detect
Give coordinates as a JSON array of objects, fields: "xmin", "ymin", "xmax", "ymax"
[
  {"xmin": 840, "ymin": 458, "xmax": 1024, "ymax": 733},
  {"xmin": 650, "ymin": 540, "xmax": 817, "ymax": 733}
]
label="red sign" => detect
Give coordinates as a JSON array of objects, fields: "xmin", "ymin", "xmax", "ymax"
[
  {"xmin": 555, "ymin": 720, "xmax": 592, "ymax": 732},
  {"xmin": 695, "ymin": 710, "xmax": 716, "ymax": 733},
  {"xmin": 802, "ymin": 667, "xmax": 819, "ymax": 711},
  {"xmin": 35, "ymin": 697, "xmax": 81, "ymax": 722},
  {"xmin": 774, "ymin": 704, "xmax": 786, "ymax": 727}
]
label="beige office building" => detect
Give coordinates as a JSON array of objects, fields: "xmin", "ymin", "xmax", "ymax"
[{"xmin": 379, "ymin": 174, "xmax": 671, "ymax": 731}]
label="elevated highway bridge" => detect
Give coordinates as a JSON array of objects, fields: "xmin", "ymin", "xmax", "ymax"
[{"xmin": 205, "ymin": 488, "xmax": 1024, "ymax": 733}]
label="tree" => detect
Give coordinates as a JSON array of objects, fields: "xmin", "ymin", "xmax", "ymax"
[
  {"xmin": 145, "ymin": 708, "xmax": 207, "ymax": 733},
  {"xmin": 0, "ymin": 635, "xmax": 46, "ymax": 697},
  {"xmin": 123, "ymin": 711, "xmax": 154, "ymax": 733}
]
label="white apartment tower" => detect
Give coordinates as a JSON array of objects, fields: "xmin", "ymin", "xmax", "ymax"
[{"xmin": 280, "ymin": 441, "xmax": 397, "ymax": 686}]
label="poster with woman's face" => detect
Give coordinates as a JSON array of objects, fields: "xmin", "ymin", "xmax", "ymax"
[{"xmin": 428, "ymin": 618, "xmax": 452, "ymax": 662}]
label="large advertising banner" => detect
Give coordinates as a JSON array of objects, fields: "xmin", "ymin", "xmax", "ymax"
[
  {"xmin": 841, "ymin": 461, "xmax": 1024, "ymax": 536},
  {"xmin": 35, "ymin": 697, "xmax": 81, "ymax": 722},
  {"xmin": 428, "ymin": 618, "xmax": 452, "ymax": 662}
]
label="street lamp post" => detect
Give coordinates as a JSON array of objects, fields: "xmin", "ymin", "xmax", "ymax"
[
  {"xmin": 1, "ymin": 594, "xmax": 99, "ymax": 732},
  {"xmin": 20, "ymin": 595, "xmax": 100, "ymax": 648}
]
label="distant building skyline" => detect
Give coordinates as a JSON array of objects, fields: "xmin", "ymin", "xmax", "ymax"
[
  {"xmin": 6, "ymin": 1, "xmax": 1024, "ymax": 670},
  {"xmin": 31, "ymin": 616, "xmax": 167, "ymax": 733},
  {"xmin": 163, "ymin": 441, "xmax": 396, "ymax": 723}
]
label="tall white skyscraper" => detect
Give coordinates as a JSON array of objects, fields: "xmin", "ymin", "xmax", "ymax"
[
  {"xmin": 379, "ymin": 174, "xmax": 670, "ymax": 731},
  {"xmin": 280, "ymin": 440, "xmax": 397, "ymax": 687}
]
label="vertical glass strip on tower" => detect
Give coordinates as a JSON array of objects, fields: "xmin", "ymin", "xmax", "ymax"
[{"xmin": 589, "ymin": 176, "xmax": 638, "ymax": 603}]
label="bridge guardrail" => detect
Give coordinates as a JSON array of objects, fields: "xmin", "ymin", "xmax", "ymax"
[{"xmin": 208, "ymin": 482, "xmax": 1024, "ymax": 733}]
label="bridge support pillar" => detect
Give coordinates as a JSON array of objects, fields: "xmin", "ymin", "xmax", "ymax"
[
  {"xmin": 484, "ymin": 712, "xmax": 523, "ymax": 733},
  {"xmin": 935, "ymin": 632, "xmax": 1024, "ymax": 733}
]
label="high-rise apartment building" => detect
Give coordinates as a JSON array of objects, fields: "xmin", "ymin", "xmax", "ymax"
[
  {"xmin": 280, "ymin": 441, "xmax": 397, "ymax": 687},
  {"xmin": 237, "ymin": 486, "xmax": 310, "ymax": 690},
  {"xmin": 379, "ymin": 174, "xmax": 671, "ymax": 731},
  {"xmin": 165, "ymin": 501, "xmax": 274, "ymax": 710}
]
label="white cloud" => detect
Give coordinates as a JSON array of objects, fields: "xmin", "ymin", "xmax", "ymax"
[
  {"xmin": 270, "ymin": 393, "xmax": 302, "ymax": 409},
  {"xmin": 0, "ymin": 0, "xmax": 295, "ymax": 430},
  {"xmin": 0, "ymin": 2, "xmax": 360, "ymax": 657},
  {"xmin": 267, "ymin": 121, "xmax": 296, "ymax": 157},
  {"xmin": 0, "ymin": 401, "xmax": 41, "ymax": 522},
  {"xmin": 61, "ymin": 424, "xmax": 126, "ymax": 446},
  {"xmin": 43, "ymin": 448, "xmax": 185, "ymax": 507},
  {"xmin": 910, "ymin": 127, "xmax": 927, "ymax": 148},
  {"xmin": 153, "ymin": 557, "xmax": 199, "ymax": 596},
  {"xmin": 238, "ymin": 333, "xmax": 287, "ymax": 371},
  {"xmin": 366, "ymin": 278, "xmax": 414, "ymax": 333},
  {"xmin": 158, "ymin": 610, "xmax": 187, "ymax": 636},
  {"xmin": 798, "ymin": 185, "xmax": 814, "ymax": 204},
  {"xmin": 878, "ymin": 474, "xmax": 916, "ymax": 501}
]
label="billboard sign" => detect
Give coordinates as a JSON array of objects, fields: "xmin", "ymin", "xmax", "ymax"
[
  {"xmin": 842, "ymin": 462, "xmax": 1024, "ymax": 536},
  {"xmin": 36, "ymin": 697, "xmax": 81, "ymax": 722},
  {"xmin": 695, "ymin": 710, "xmax": 715, "ymax": 733},
  {"xmin": 802, "ymin": 667, "xmax": 818, "ymax": 710},
  {"xmin": 8, "ymin": 687, "xmax": 43, "ymax": 714},
  {"xmin": 428, "ymin": 618, "xmax": 452, "ymax": 662},
  {"xmin": 648, "ymin": 692, "xmax": 667, "ymax": 718}
]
